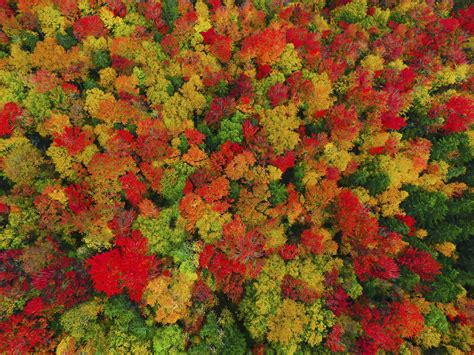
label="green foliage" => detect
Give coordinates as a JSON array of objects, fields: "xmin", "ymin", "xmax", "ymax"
[
  {"xmin": 430, "ymin": 133, "xmax": 472, "ymax": 166},
  {"xmin": 425, "ymin": 306, "xmax": 449, "ymax": 333},
  {"xmin": 61, "ymin": 296, "xmax": 154, "ymax": 353},
  {"xmin": 134, "ymin": 204, "xmax": 187, "ymax": 258},
  {"xmin": 425, "ymin": 272, "xmax": 464, "ymax": 303},
  {"xmin": 268, "ymin": 180, "xmax": 288, "ymax": 206},
  {"xmin": 61, "ymin": 300, "xmax": 103, "ymax": 342},
  {"xmin": 162, "ymin": 0, "xmax": 180, "ymax": 32},
  {"xmin": 188, "ymin": 311, "xmax": 247, "ymax": 355},
  {"xmin": 218, "ymin": 111, "xmax": 245, "ymax": 144},
  {"xmin": 12, "ymin": 31, "xmax": 39, "ymax": 52},
  {"xmin": 401, "ymin": 186, "xmax": 448, "ymax": 228},
  {"xmin": 397, "ymin": 267, "xmax": 421, "ymax": 292},
  {"xmin": 92, "ymin": 50, "xmax": 111, "ymax": 70},
  {"xmin": 340, "ymin": 161, "xmax": 390, "ymax": 196},
  {"xmin": 229, "ymin": 180, "xmax": 241, "ymax": 200},
  {"xmin": 380, "ymin": 217, "xmax": 410, "ymax": 235},
  {"xmin": 56, "ymin": 28, "xmax": 78, "ymax": 50},
  {"xmin": 166, "ymin": 75, "xmax": 185, "ymax": 96},
  {"xmin": 332, "ymin": 0, "xmax": 368, "ymax": 24},
  {"xmin": 23, "ymin": 91, "xmax": 52, "ymax": 120},
  {"xmin": 160, "ymin": 163, "xmax": 195, "ymax": 202},
  {"xmin": 153, "ymin": 325, "xmax": 185, "ymax": 354},
  {"xmin": 178, "ymin": 135, "xmax": 190, "ymax": 154}
]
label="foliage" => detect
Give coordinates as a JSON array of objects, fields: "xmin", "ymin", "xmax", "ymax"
[{"xmin": 0, "ymin": 0, "xmax": 472, "ymax": 353}]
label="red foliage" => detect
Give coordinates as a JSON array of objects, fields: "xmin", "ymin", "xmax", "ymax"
[
  {"xmin": 120, "ymin": 172, "xmax": 147, "ymax": 205},
  {"xmin": 201, "ymin": 28, "xmax": 233, "ymax": 63},
  {"xmin": 354, "ymin": 253, "xmax": 400, "ymax": 281},
  {"xmin": 229, "ymin": 74, "xmax": 254, "ymax": 99},
  {"xmin": 287, "ymin": 71, "xmax": 314, "ymax": 101},
  {"xmin": 267, "ymin": 82, "xmax": 289, "ymax": 107},
  {"xmin": 278, "ymin": 244, "xmax": 299, "ymax": 260},
  {"xmin": 109, "ymin": 209, "xmax": 137, "ymax": 237},
  {"xmin": 281, "ymin": 275, "xmax": 319, "ymax": 304},
  {"xmin": 256, "ymin": 64, "xmax": 271, "ymax": 79},
  {"xmin": 359, "ymin": 299, "xmax": 424, "ymax": 352},
  {"xmin": 326, "ymin": 286, "xmax": 350, "ymax": 316},
  {"xmin": 199, "ymin": 245, "xmax": 246, "ymax": 302},
  {"xmin": 54, "ymin": 127, "xmax": 92, "ymax": 155},
  {"xmin": 270, "ymin": 151, "xmax": 295, "ymax": 173},
  {"xmin": 23, "ymin": 297, "xmax": 45, "ymax": 316},
  {"xmin": 0, "ymin": 316, "xmax": 54, "ymax": 354},
  {"xmin": 86, "ymin": 231, "xmax": 157, "ymax": 302},
  {"xmin": 185, "ymin": 128, "xmax": 206, "ymax": 145},
  {"xmin": 205, "ymin": 97, "xmax": 236, "ymax": 126},
  {"xmin": 0, "ymin": 102, "xmax": 22, "ymax": 137},
  {"xmin": 192, "ymin": 279, "xmax": 214, "ymax": 303},
  {"xmin": 65, "ymin": 184, "xmax": 92, "ymax": 214},
  {"xmin": 111, "ymin": 55, "xmax": 135, "ymax": 73},
  {"xmin": 441, "ymin": 96, "xmax": 474, "ymax": 133},
  {"xmin": 240, "ymin": 27, "xmax": 286, "ymax": 65},
  {"xmin": 105, "ymin": 0, "xmax": 126, "ymax": 17},
  {"xmin": 335, "ymin": 190, "xmax": 378, "ymax": 245},
  {"xmin": 380, "ymin": 112, "xmax": 407, "ymax": 131},
  {"xmin": 140, "ymin": 0, "xmax": 168, "ymax": 34},
  {"xmin": 300, "ymin": 230, "xmax": 324, "ymax": 254},
  {"xmin": 73, "ymin": 15, "xmax": 106, "ymax": 40},
  {"xmin": 161, "ymin": 34, "xmax": 180, "ymax": 57},
  {"xmin": 219, "ymin": 216, "xmax": 265, "ymax": 278},
  {"xmin": 326, "ymin": 324, "xmax": 345, "ymax": 352},
  {"xmin": 397, "ymin": 247, "xmax": 442, "ymax": 281},
  {"xmin": 327, "ymin": 104, "xmax": 361, "ymax": 143}
]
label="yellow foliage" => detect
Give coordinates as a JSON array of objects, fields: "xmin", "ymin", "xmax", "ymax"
[
  {"xmin": 260, "ymin": 220, "xmax": 287, "ymax": 250},
  {"xmin": 47, "ymin": 145, "xmax": 75, "ymax": 180},
  {"xmin": 84, "ymin": 88, "xmax": 115, "ymax": 118},
  {"xmin": 162, "ymin": 75, "xmax": 205, "ymax": 135},
  {"xmin": 47, "ymin": 187, "xmax": 68, "ymax": 205},
  {"xmin": 8, "ymin": 44, "xmax": 31, "ymax": 72},
  {"xmin": 433, "ymin": 64, "xmax": 469, "ymax": 88},
  {"xmin": 387, "ymin": 59, "xmax": 408, "ymax": 71},
  {"xmin": 93, "ymin": 123, "xmax": 114, "ymax": 148},
  {"xmin": 275, "ymin": 44, "xmax": 302, "ymax": 75},
  {"xmin": 267, "ymin": 166, "xmax": 283, "ymax": 181},
  {"xmin": 416, "ymin": 229, "xmax": 428, "ymax": 239},
  {"xmin": 379, "ymin": 154, "xmax": 420, "ymax": 189},
  {"xmin": 415, "ymin": 326, "xmax": 441, "ymax": 348},
  {"xmin": 435, "ymin": 242, "xmax": 457, "ymax": 258},
  {"xmin": 99, "ymin": 67, "xmax": 117, "ymax": 88},
  {"xmin": 37, "ymin": 5, "xmax": 67, "ymax": 38},
  {"xmin": 4, "ymin": 141, "xmax": 44, "ymax": 185},
  {"xmin": 83, "ymin": 223, "xmax": 115, "ymax": 249},
  {"xmin": 307, "ymin": 72, "xmax": 334, "ymax": 114},
  {"xmin": 376, "ymin": 187, "xmax": 409, "ymax": 217},
  {"xmin": 42, "ymin": 113, "xmax": 71, "ymax": 136},
  {"xmin": 361, "ymin": 54, "xmax": 384, "ymax": 72},
  {"xmin": 287, "ymin": 257, "xmax": 325, "ymax": 294},
  {"xmin": 31, "ymin": 38, "xmax": 69, "ymax": 71},
  {"xmin": 305, "ymin": 301, "xmax": 335, "ymax": 346},
  {"xmin": 196, "ymin": 208, "xmax": 231, "ymax": 243},
  {"xmin": 144, "ymin": 272, "xmax": 196, "ymax": 324},
  {"xmin": 260, "ymin": 103, "xmax": 301, "ymax": 154},
  {"xmin": 267, "ymin": 299, "xmax": 308, "ymax": 345},
  {"xmin": 31, "ymin": 38, "xmax": 89, "ymax": 80},
  {"xmin": 323, "ymin": 143, "xmax": 352, "ymax": 172}
]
